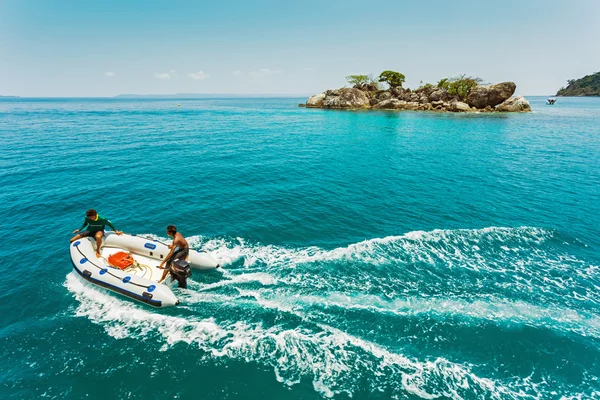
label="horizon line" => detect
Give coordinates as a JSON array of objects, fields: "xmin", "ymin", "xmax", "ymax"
[{"xmin": 1, "ymin": 93, "xmax": 565, "ymax": 99}]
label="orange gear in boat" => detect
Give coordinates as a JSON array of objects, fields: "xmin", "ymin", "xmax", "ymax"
[{"xmin": 108, "ymin": 251, "xmax": 135, "ymax": 270}]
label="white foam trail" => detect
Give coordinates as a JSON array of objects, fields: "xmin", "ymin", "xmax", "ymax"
[
  {"xmin": 185, "ymin": 226, "xmax": 558, "ymax": 270},
  {"xmin": 234, "ymin": 290, "xmax": 600, "ymax": 339},
  {"xmin": 139, "ymin": 227, "xmax": 600, "ymax": 310},
  {"xmin": 64, "ymin": 272, "xmax": 541, "ymax": 399},
  {"xmin": 191, "ymin": 272, "xmax": 277, "ymax": 292},
  {"xmin": 198, "ymin": 227, "xmax": 600, "ymax": 308}
]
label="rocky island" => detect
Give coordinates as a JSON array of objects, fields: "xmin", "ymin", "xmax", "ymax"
[
  {"xmin": 556, "ymin": 71, "xmax": 600, "ymax": 96},
  {"xmin": 303, "ymin": 71, "xmax": 531, "ymax": 113}
]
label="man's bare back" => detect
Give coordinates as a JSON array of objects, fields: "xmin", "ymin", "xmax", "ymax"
[{"xmin": 172, "ymin": 232, "xmax": 188, "ymax": 251}]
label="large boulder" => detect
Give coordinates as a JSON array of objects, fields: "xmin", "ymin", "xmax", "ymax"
[
  {"xmin": 306, "ymin": 93, "xmax": 326, "ymax": 108},
  {"xmin": 391, "ymin": 87, "xmax": 410, "ymax": 100},
  {"xmin": 322, "ymin": 88, "xmax": 370, "ymax": 109},
  {"xmin": 428, "ymin": 90, "xmax": 445, "ymax": 102},
  {"xmin": 409, "ymin": 93, "xmax": 420, "ymax": 102},
  {"xmin": 353, "ymin": 82, "xmax": 379, "ymax": 92},
  {"xmin": 448, "ymin": 101, "xmax": 472, "ymax": 112},
  {"xmin": 466, "ymin": 82, "xmax": 516, "ymax": 109},
  {"xmin": 376, "ymin": 91, "xmax": 392, "ymax": 101},
  {"xmin": 496, "ymin": 96, "xmax": 531, "ymax": 112}
]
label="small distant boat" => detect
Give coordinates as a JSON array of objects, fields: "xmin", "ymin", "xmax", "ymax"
[
  {"xmin": 546, "ymin": 98, "xmax": 557, "ymax": 105},
  {"xmin": 70, "ymin": 232, "xmax": 220, "ymax": 307}
]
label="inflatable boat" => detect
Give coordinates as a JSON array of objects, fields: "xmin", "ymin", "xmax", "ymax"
[{"xmin": 69, "ymin": 232, "xmax": 220, "ymax": 307}]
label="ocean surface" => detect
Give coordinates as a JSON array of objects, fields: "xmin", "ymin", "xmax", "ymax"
[{"xmin": 0, "ymin": 96, "xmax": 599, "ymax": 399}]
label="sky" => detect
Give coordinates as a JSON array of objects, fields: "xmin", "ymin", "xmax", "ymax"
[{"xmin": 1, "ymin": 0, "xmax": 599, "ymax": 97}]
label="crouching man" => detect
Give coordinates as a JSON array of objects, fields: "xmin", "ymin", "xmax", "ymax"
[
  {"xmin": 70, "ymin": 209, "xmax": 122, "ymax": 257},
  {"xmin": 158, "ymin": 225, "xmax": 191, "ymax": 288}
]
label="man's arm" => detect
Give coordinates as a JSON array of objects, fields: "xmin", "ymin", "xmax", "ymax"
[
  {"xmin": 103, "ymin": 217, "xmax": 122, "ymax": 235},
  {"xmin": 74, "ymin": 219, "xmax": 88, "ymax": 233},
  {"xmin": 159, "ymin": 246, "xmax": 176, "ymax": 269}
]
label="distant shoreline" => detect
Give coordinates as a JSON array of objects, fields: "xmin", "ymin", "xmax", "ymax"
[
  {"xmin": 0, "ymin": 94, "xmax": 310, "ymax": 99},
  {"xmin": 114, "ymin": 93, "xmax": 311, "ymax": 99}
]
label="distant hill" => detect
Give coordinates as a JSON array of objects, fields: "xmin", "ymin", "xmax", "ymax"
[
  {"xmin": 114, "ymin": 93, "xmax": 307, "ymax": 99},
  {"xmin": 556, "ymin": 71, "xmax": 600, "ymax": 96},
  {"xmin": 0, "ymin": 95, "xmax": 19, "ymax": 98}
]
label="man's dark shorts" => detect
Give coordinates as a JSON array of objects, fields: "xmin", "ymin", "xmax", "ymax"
[
  {"xmin": 168, "ymin": 248, "xmax": 190, "ymax": 288},
  {"xmin": 167, "ymin": 248, "xmax": 189, "ymax": 267},
  {"xmin": 79, "ymin": 230, "xmax": 104, "ymax": 238}
]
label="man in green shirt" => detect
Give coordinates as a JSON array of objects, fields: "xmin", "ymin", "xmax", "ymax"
[{"xmin": 70, "ymin": 209, "xmax": 122, "ymax": 257}]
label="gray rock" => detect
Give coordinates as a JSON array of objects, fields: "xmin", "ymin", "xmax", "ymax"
[
  {"xmin": 405, "ymin": 102, "xmax": 420, "ymax": 110},
  {"xmin": 354, "ymin": 83, "xmax": 379, "ymax": 92},
  {"xmin": 373, "ymin": 99, "xmax": 406, "ymax": 109},
  {"xmin": 428, "ymin": 90, "xmax": 445, "ymax": 102},
  {"xmin": 466, "ymin": 82, "xmax": 516, "ymax": 109},
  {"xmin": 322, "ymin": 88, "xmax": 371, "ymax": 109},
  {"xmin": 496, "ymin": 96, "xmax": 531, "ymax": 112},
  {"xmin": 306, "ymin": 93, "xmax": 326, "ymax": 108},
  {"xmin": 391, "ymin": 87, "xmax": 410, "ymax": 100},
  {"xmin": 448, "ymin": 101, "xmax": 472, "ymax": 112},
  {"xmin": 377, "ymin": 91, "xmax": 392, "ymax": 101}
]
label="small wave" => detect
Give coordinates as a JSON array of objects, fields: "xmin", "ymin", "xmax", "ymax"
[
  {"xmin": 231, "ymin": 289, "xmax": 600, "ymax": 339},
  {"xmin": 188, "ymin": 271, "xmax": 277, "ymax": 292},
  {"xmin": 64, "ymin": 272, "xmax": 548, "ymax": 399}
]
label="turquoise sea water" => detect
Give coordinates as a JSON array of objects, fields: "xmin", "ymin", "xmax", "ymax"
[{"xmin": 0, "ymin": 96, "xmax": 599, "ymax": 399}]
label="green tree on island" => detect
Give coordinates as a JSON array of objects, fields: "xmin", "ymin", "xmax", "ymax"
[
  {"xmin": 346, "ymin": 75, "xmax": 370, "ymax": 86},
  {"xmin": 437, "ymin": 78, "xmax": 450, "ymax": 89},
  {"xmin": 378, "ymin": 70, "xmax": 406, "ymax": 88},
  {"xmin": 446, "ymin": 74, "xmax": 483, "ymax": 100}
]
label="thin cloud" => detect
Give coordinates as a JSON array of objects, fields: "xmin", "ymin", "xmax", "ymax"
[
  {"xmin": 232, "ymin": 70, "xmax": 243, "ymax": 77},
  {"xmin": 188, "ymin": 71, "xmax": 210, "ymax": 80},
  {"xmin": 250, "ymin": 68, "xmax": 282, "ymax": 77},
  {"xmin": 105, "ymin": 72, "xmax": 116, "ymax": 77},
  {"xmin": 154, "ymin": 73, "xmax": 171, "ymax": 79}
]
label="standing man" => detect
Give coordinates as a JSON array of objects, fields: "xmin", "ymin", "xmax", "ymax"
[
  {"xmin": 159, "ymin": 225, "xmax": 190, "ymax": 288},
  {"xmin": 70, "ymin": 209, "xmax": 122, "ymax": 257}
]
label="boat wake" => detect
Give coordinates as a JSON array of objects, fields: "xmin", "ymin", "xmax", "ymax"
[{"xmin": 65, "ymin": 226, "xmax": 600, "ymax": 398}]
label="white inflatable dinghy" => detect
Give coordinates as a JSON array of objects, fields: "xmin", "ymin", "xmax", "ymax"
[{"xmin": 69, "ymin": 232, "xmax": 220, "ymax": 307}]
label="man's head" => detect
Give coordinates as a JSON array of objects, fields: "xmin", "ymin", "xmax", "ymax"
[
  {"xmin": 86, "ymin": 209, "xmax": 98, "ymax": 220},
  {"xmin": 166, "ymin": 225, "xmax": 177, "ymax": 237}
]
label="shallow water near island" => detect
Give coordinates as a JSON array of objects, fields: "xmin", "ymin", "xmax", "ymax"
[{"xmin": 1, "ymin": 96, "xmax": 599, "ymax": 399}]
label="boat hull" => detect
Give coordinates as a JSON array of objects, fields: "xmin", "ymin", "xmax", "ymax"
[{"xmin": 70, "ymin": 238, "xmax": 179, "ymax": 308}]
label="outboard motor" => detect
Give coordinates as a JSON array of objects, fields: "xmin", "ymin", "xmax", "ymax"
[{"xmin": 170, "ymin": 258, "xmax": 192, "ymax": 288}]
